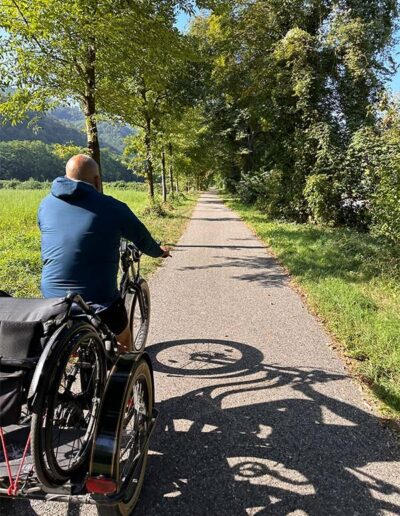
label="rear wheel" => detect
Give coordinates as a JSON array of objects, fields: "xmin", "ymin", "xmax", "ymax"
[
  {"xmin": 98, "ymin": 358, "xmax": 153, "ymax": 516},
  {"xmin": 125, "ymin": 281, "xmax": 150, "ymax": 353},
  {"xmin": 31, "ymin": 323, "xmax": 106, "ymax": 487}
]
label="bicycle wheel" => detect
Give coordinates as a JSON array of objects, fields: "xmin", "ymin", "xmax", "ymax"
[
  {"xmin": 31, "ymin": 323, "xmax": 106, "ymax": 487},
  {"xmin": 98, "ymin": 358, "xmax": 153, "ymax": 516},
  {"xmin": 125, "ymin": 280, "xmax": 150, "ymax": 353}
]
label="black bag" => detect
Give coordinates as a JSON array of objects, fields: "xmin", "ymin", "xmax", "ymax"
[
  {"xmin": 0, "ymin": 297, "xmax": 67, "ymax": 427},
  {"xmin": 0, "ymin": 369, "xmax": 25, "ymax": 427},
  {"xmin": 0, "ymin": 321, "xmax": 42, "ymax": 426}
]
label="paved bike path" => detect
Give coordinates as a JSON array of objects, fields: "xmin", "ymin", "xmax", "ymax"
[
  {"xmin": 2, "ymin": 191, "xmax": 399, "ymax": 516},
  {"xmin": 136, "ymin": 191, "xmax": 400, "ymax": 515}
]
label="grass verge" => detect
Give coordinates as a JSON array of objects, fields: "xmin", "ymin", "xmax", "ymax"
[
  {"xmin": 224, "ymin": 197, "xmax": 400, "ymax": 421},
  {"xmin": 0, "ymin": 188, "xmax": 198, "ymax": 297}
]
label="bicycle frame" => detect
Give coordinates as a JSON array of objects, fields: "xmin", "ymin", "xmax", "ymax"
[{"xmin": 119, "ymin": 239, "xmax": 142, "ymax": 297}]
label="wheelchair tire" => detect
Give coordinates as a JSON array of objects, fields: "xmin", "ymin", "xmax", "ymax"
[
  {"xmin": 97, "ymin": 358, "xmax": 153, "ymax": 516},
  {"xmin": 125, "ymin": 280, "xmax": 150, "ymax": 353},
  {"xmin": 31, "ymin": 322, "xmax": 106, "ymax": 488}
]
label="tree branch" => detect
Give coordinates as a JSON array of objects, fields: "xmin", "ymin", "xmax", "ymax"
[{"xmin": 11, "ymin": 0, "xmax": 70, "ymax": 65}]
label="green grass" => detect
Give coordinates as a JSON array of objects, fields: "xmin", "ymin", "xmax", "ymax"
[
  {"xmin": 225, "ymin": 197, "xmax": 400, "ymax": 420},
  {"xmin": 0, "ymin": 187, "xmax": 197, "ymax": 297}
]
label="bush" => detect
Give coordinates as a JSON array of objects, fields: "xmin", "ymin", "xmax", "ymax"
[
  {"xmin": 237, "ymin": 168, "xmax": 285, "ymax": 218},
  {"xmin": 304, "ymin": 174, "xmax": 341, "ymax": 225},
  {"xmin": 105, "ymin": 181, "xmax": 147, "ymax": 191},
  {"xmin": 140, "ymin": 198, "xmax": 169, "ymax": 218},
  {"xmin": 0, "ymin": 179, "xmax": 50, "ymax": 189},
  {"xmin": 371, "ymin": 162, "xmax": 400, "ymax": 244}
]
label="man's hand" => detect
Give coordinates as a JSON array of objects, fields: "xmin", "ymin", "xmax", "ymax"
[{"xmin": 160, "ymin": 245, "xmax": 172, "ymax": 258}]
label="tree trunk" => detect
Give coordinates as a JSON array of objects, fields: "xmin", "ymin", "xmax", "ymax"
[
  {"xmin": 144, "ymin": 116, "xmax": 155, "ymax": 199},
  {"xmin": 161, "ymin": 148, "xmax": 167, "ymax": 203},
  {"xmin": 168, "ymin": 142, "xmax": 174, "ymax": 197},
  {"xmin": 140, "ymin": 83, "xmax": 155, "ymax": 200},
  {"xmin": 84, "ymin": 44, "xmax": 102, "ymax": 180}
]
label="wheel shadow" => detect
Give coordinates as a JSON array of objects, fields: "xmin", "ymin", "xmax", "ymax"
[{"xmin": 136, "ymin": 339, "xmax": 400, "ymax": 515}]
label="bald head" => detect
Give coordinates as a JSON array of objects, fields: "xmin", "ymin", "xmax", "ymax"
[{"xmin": 66, "ymin": 154, "xmax": 101, "ymax": 192}]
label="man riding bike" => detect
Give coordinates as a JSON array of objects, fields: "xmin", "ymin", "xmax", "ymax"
[{"xmin": 38, "ymin": 154, "xmax": 170, "ymax": 352}]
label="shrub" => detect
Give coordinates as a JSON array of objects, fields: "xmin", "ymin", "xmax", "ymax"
[
  {"xmin": 237, "ymin": 168, "xmax": 285, "ymax": 217},
  {"xmin": 304, "ymin": 174, "xmax": 342, "ymax": 225},
  {"xmin": 140, "ymin": 199, "xmax": 169, "ymax": 218},
  {"xmin": 17, "ymin": 178, "xmax": 49, "ymax": 190},
  {"xmin": 371, "ymin": 162, "xmax": 400, "ymax": 244},
  {"xmin": 0, "ymin": 179, "xmax": 50, "ymax": 189}
]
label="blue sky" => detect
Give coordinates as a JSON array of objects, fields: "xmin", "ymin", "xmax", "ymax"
[
  {"xmin": 176, "ymin": 12, "xmax": 400, "ymax": 93},
  {"xmin": 176, "ymin": 11, "xmax": 192, "ymax": 32}
]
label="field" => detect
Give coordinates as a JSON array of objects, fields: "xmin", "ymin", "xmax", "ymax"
[
  {"xmin": 225, "ymin": 198, "xmax": 400, "ymax": 420},
  {"xmin": 0, "ymin": 186, "xmax": 197, "ymax": 297}
]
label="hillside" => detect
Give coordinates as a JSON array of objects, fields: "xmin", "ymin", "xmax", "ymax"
[
  {"xmin": 0, "ymin": 105, "xmax": 138, "ymax": 182},
  {"xmin": 0, "ymin": 115, "xmax": 87, "ymax": 147},
  {"xmin": 0, "ymin": 105, "xmax": 133, "ymax": 153}
]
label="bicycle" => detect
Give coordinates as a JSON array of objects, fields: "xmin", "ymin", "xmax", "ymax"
[
  {"xmin": 119, "ymin": 239, "xmax": 151, "ymax": 353},
  {"xmin": 0, "ymin": 240, "xmax": 157, "ymax": 515}
]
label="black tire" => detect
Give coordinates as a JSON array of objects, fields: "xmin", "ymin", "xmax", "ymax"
[
  {"xmin": 125, "ymin": 280, "xmax": 150, "ymax": 353},
  {"xmin": 31, "ymin": 323, "xmax": 106, "ymax": 488},
  {"xmin": 98, "ymin": 358, "xmax": 153, "ymax": 516}
]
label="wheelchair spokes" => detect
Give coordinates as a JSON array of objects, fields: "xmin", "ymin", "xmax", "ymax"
[
  {"xmin": 31, "ymin": 324, "xmax": 106, "ymax": 487},
  {"xmin": 120, "ymin": 379, "xmax": 149, "ymax": 483}
]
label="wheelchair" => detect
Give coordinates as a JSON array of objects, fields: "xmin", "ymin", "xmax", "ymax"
[{"xmin": 0, "ymin": 243, "xmax": 157, "ymax": 515}]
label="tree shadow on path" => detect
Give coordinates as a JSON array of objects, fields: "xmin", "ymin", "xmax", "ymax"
[
  {"xmin": 179, "ymin": 255, "xmax": 288, "ymax": 288},
  {"xmin": 136, "ymin": 339, "xmax": 400, "ymax": 515}
]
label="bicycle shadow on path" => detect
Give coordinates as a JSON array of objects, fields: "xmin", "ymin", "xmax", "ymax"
[{"xmin": 136, "ymin": 339, "xmax": 400, "ymax": 515}]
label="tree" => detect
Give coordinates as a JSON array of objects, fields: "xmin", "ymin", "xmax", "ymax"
[
  {"xmin": 189, "ymin": 0, "xmax": 398, "ymax": 220},
  {"xmin": 117, "ymin": 41, "xmax": 192, "ymax": 198},
  {"xmin": 0, "ymin": 0, "xmax": 200, "ymax": 177}
]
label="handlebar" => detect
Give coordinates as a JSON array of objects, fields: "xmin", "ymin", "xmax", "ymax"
[{"xmin": 120, "ymin": 239, "xmax": 142, "ymax": 262}]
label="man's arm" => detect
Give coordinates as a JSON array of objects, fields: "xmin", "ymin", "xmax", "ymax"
[{"xmin": 119, "ymin": 203, "xmax": 168, "ymax": 258}]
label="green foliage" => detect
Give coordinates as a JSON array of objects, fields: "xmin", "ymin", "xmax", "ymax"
[
  {"xmin": 0, "ymin": 106, "xmax": 134, "ymax": 154},
  {"xmin": 373, "ymin": 163, "xmax": 400, "ymax": 244},
  {"xmin": 140, "ymin": 199, "xmax": 169, "ymax": 218},
  {"xmin": 104, "ymin": 181, "xmax": 148, "ymax": 191},
  {"xmin": 0, "ymin": 179, "xmax": 51, "ymax": 190},
  {"xmin": 370, "ymin": 100, "xmax": 400, "ymax": 244},
  {"xmin": 0, "ymin": 0, "xmax": 197, "ymax": 174},
  {"xmin": 0, "ymin": 140, "xmax": 64, "ymax": 180},
  {"xmin": 187, "ymin": 0, "xmax": 398, "ymax": 234},
  {"xmin": 304, "ymin": 174, "xmax": 341, "ymax": 225},
  {"xmin": 0, "ymin": 113, "xmax": 86, "ymax": 146},
  {"xmin": 0, "ymin": 140, "xmax": 139, "ymax": 182},
  {"xmin": 237, "ymin": 169, "xmax": 285, "ymax": 218}
]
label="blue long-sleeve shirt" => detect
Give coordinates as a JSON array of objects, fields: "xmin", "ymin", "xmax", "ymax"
[{"xmin": 38, "ymin": 177, "xmax": 163, "ymax": 304}]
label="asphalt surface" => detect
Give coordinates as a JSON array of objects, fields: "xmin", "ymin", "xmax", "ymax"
[{"xmin": 2, "ymin": 191, "xmax": 399, "ymax": 515}]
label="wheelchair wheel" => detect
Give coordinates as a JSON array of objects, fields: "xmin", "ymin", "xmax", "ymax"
[
  {"xmin": 31, "ymin": 322, "xmax": 106, "ymax": 487},
  {"xmin": 98, "ymin": 358, "xmax": 153, "ymax": 516},
  {"xmin": 125, "ymin": 280, "xmax": 150, "ymax": 353}
]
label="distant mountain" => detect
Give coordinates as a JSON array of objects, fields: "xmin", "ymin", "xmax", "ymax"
[
  {"xmin": 0, "ymin": 114, "xmax": 87, "ymax": 146},
  {"xmin": 0, "ymin": 105, "xmax": 134, "ymax": 154},
  {"xmin": 0, "ymin": 105, "xmax": 139, "ymax": 182},
  {"xmin": 51, "ymin": 106, "xmax": 134, "ymax": 153}
]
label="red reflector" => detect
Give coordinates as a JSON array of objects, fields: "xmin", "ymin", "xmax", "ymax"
[{"xmin": 86, "ymin": 476, "xmax": 117, "ymax": 494}]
